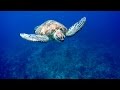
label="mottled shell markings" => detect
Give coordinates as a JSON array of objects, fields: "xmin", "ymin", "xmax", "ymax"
[{"xmin": 20, "ymin": 17, "xmax": 86, "ymax": 42}]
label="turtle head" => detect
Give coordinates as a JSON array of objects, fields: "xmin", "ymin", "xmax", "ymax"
[{"xmin": 54, "ymin": 30, "xmax": 65, "ymax": 42}]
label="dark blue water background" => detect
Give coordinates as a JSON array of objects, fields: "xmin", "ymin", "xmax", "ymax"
[{"xmin": 0, "ymin": 11, "xmax": 120, "ymax": 79}]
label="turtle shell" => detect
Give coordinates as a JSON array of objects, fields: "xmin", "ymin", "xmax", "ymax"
[{"xmin": 34, "ymin": 20, "xmax": 67, "ymax": 36}]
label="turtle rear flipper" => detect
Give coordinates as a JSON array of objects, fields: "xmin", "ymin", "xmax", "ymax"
[
  {"xmin": 66, "ymin": 17, "xmax": 86, "ymax": 36},
  {"xmin": 20, "ymin": 33, "xmax": 49, "ymax": 42}
]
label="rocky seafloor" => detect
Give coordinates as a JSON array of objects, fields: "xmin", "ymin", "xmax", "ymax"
[{"xmin": 0, "ymin": 38, "xmax": 120, "ymax": 79}]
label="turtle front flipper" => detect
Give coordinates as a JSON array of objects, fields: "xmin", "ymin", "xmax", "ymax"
[
  {"xmin": 66, "ymin": 17, "xmax": 86, "ymax": 37},
  {"xmin": 20, "ymin": 33, "xmax": 49, "ymax": 42}
]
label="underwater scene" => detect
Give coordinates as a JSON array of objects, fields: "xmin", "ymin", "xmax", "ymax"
[{"xmin": 0, "ymin": 11, "xmax": 120, "ymax": 79}]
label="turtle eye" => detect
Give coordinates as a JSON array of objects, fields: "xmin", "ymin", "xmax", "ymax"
[{"xmin": 60, "ymin": 28, "xmax": 64, "ymax": 32}]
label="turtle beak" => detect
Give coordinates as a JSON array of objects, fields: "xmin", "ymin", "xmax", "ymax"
[
  {"xmin": 60, "ymin": 39, "xmax": 64, "ymax": 42},
  {"xmin": 59, "ymin": 37, "xmax": 64, "ymax": 42}
]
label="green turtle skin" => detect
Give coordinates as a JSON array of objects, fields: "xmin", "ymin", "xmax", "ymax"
[{"xmin": 20, "ymin": 17, "xmax": 86, "ymax": 42}]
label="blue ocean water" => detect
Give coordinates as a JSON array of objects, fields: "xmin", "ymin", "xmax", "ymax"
[{"xmin": 0, "ymin": 11, "xmax": 120, "ymax": 79}]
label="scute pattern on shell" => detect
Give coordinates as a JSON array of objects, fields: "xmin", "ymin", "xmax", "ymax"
[{"xmin": 35, "ymin": 20, "xmax": 67, "ymax": 36}]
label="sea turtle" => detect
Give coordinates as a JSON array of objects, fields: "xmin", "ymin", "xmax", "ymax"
[{"xmin": 20, "ymin": 17, "xmax": 86, "ymax": 42}]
